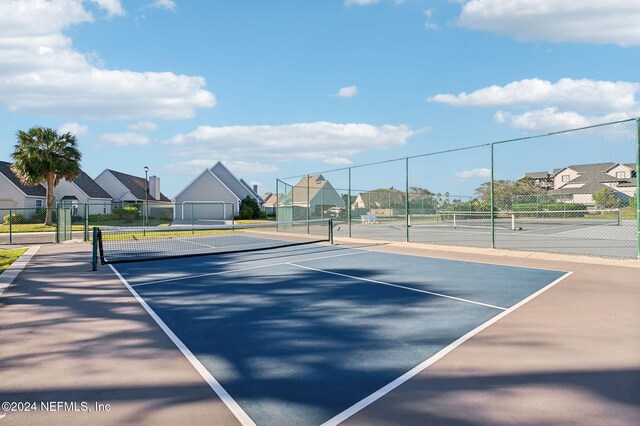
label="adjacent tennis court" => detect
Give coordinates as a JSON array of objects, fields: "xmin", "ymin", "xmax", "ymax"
[{"xmin": 100, "ymin": 225, "xmax": 570, "ymax": 426}]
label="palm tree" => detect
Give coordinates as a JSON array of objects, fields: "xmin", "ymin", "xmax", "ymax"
[{"xmin": 11, "ymin": 127, "xmax": 82, "ymax": 225}]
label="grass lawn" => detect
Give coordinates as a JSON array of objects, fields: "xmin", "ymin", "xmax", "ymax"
[
  {"xmin": 0, "ymin": 248, "xmax": 27, "ymax": 273},
  {"xmin": 621, "ymin": 206, "xmax": 637, "ymax": 220},
  {"xmin": 0, "ymin": 224, "xmax": 84, "ymax": 233}
]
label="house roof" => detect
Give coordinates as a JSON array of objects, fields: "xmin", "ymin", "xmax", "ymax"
[
  {"xmin": 524, "ymin": 172, "xmax": 550, "ymax": 179},
  {"xmin": 72, "ymin": 170, "xmax": 111, "ymax": 199},
  {"xmin": 550, "ymin": 181, "xmax": 611, "ymax": 196},
  {"xmin": 209, "ymin": 162, "xmax": 262, "ymax": 203},
  {"xmin": 61, "ymin": 195, "xmax": 78, "ymax": 200},
  {"xmin": 106, "ymin": 169, "xmax": 170, "ymax": 202},
  {"xmin": 239, "ymin": 178, "xmax": 265, "ymax": 203},
  {"xmin": 291, "ymin": 174, "xmax": 346, "ymax": 207},
  {"xmin": 0, "ymin": 161, "xmax": 46, "ymax": 197}
]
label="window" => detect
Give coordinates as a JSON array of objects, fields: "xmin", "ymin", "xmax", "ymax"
[
  {"xmin": 561, "ymin": 175, "xmax": 570, "ymax": 182},
  {"xmin": 616, "ymin": 171, "xmax": 626, "ymax": 178},
  {"xmin": 35, "ymin": 199, "xmax": 43, "ymax": 208}
]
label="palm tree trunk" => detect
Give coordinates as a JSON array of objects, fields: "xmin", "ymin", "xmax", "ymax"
[{"xmin": 45, "ymin": 173, "xmax": 54, "ymax": 225}]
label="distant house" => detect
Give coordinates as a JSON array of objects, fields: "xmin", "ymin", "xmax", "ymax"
[
  {"xmin": 262, "ymin": 192, "xmax": 277, "ymax": 215},
  {"xmin": 523, "ymin": 171, "xmax": 553, "ymax": 190},
  {"xmin": 290, "ymin": 174, "xmax": 345, "ymax": 214},
  {"xmin": 54, "ymin": 170, "xmax": 113, "ymax": 217},
  {"xmin": 350, "ymin": 193, "xmax": 366, "ymax": 210},
  {"xmin": 0, "ymin": 161, "xmax": 46, "ymax": 213},
  {"xmin": 94, "ymin": 169, "xmax": 171, "ymax": 204},
  {"xmin": 173, "ymin": 161, "xmax": 264, "ymax": 220},
  {"xmin": 525, "ymin": 162, "xmax": 637, "ymax": 206}
]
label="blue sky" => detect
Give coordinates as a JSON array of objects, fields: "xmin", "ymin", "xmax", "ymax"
[{"xmin": 0, "ymin": 0, "xmax": 638, "ymax": 198}]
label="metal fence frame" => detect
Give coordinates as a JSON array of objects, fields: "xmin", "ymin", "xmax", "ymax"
[{"xmin": 277, "ymin": 118, "xmax": 640, "ymax": 260}]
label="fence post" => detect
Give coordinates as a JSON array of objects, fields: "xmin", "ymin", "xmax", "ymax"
[
  {"xmin": 8, "ymin": 208, "xmax": 12, "ymax": 244},
  {"xmin": 348, "ymin": 168, "xmax": 352, "ymax": 238},
  {"xmin": 636, "ymin": 118, "xmax": 639, "ymax": 260},
  {"xmin": 306, "ymin": 174, "xmax": 310, "ymax": 234},
  {"xmin": 405, "ymin": 157, "xmax": 409, "ymax": 243},
  {"xmin": 84, "ymin": 203, "xmax": 89, "ymax": 241},
  {"xmin": 490, "ymin": 143, "xmax": 495, "ymax": 249}
]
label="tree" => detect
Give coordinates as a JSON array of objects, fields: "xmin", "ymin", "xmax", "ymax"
[
  {"xmin": 11, "ymin": 127, "xmax": 82, "ymax": 225},
  {"xmin": 592, "ymin": 188, "xmax": 622, "ymax": 208},
  {"xmin": 238, "ymin": 196, "xmax": 266, "ymax": 220}
]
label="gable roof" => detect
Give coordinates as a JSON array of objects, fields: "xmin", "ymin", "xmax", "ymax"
[
  {"xmin": 172, "ymin": 167, "xmax": 239, "ymax": 202},
  {"xmin": 106, "ymin": 169, "xmax": 170, "ymax": 202},
  {"xmin": 71, "ymin": 170, "xmax": 111, "ymax": 199},
  {"xmin": 0, "ymin": 161, "xmax": 46, "ymax": 197},
  {"xmin": 239, "ymin": 178, "xmax": 265, "ymax": 203},
  {"xmin": 209, "ymin": 162, "xmax": 261, "ymax": 202},
  {"xmin": 291, "ymin": 174, "xmax": 345, "ymax": 207}
]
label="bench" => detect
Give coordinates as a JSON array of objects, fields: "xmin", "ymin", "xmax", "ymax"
[{"xmin": 360, "ymin": 214, "xmax": 378, "ymax": 224}]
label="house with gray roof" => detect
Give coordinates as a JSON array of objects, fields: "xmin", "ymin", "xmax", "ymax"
[
  {"xmin": 173, "ymin": 161, "xmax": 264, "ymax": 221},
  {"xmin": 54, "ymin": 170, "xmax": 113, "ymax": 217},
  {"xmin": 0, "ymin": 161, "xmax": 46, "ymax": 212},
  {"xmin": 95, "ymin": 169, "xmax": 171, "ymax": 204},
  {"xmin": 526, "ymin": 162, "xmax": 636, "ymax": 206}
]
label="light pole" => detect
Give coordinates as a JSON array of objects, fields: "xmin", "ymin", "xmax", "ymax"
[{"xmin": 144, "ymin": 166, "xmax": 149, "ymax": 227}]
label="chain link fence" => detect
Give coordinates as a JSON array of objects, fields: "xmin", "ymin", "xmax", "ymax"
[{"xmin": 277, "ymin": 119, "xmax": 639, "ymax": 259}]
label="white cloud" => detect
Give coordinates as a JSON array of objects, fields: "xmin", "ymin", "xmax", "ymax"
[
  {"xmin": 494, "ymin": 108, "xmax": 637, "ymax": 132},
  {"xmin": 456, "ymin": 0, "xmax": 640, "ymax": 46},
  {"xmin": 128, "ymin": 121, "xmax": 158, "ymax": 132},
  {"xmin": 429, "ymin": 78, "xmax": 640, "ymax": 112},
  {"xmin": 336, "ymin": 86, "xmax": 359, "ymax": 98},
  {"xmin": 90, "ymin": 0, "xmax": 125, "ymax": 16},
  {"xmin": 223, "ymin": 161, "xmax": 279, "ymax": 174},
  {"xmin": 152, "ymin": 0, "xmax": 176, "ymax": 11},
  {"xmin": 58, "ymin": 122, "xmax": 88, "ymax": 136},
  {"xmin": 324, "ymin": 157, "xmax": 352, "ymax": 165},
  {"xmin": 455, "ymin": 168, "xmax": 491, "ymax": 180},
  {"xmin": 98, "ymin": 132, "xmax": 149, "ymax": 146},
  {"xmin": 0, "ymin": 0, "xmax": 215, "ymax": 120},
  {"xmin": 165, "ymin": 121, "xmax": 417, "ymax": 163},
  {"xmin": 345, "ymin": 0, "xmax": 379, "ymax": 6},
  {"xmin": 164, "ymin": 160, "xmax": 278, "ymax": 176}
]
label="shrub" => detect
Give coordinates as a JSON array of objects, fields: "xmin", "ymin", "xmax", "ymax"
[
  {"xmin": 3, "ymin": 213, "xmax": 26, "ymax": 224},
  {"xmin": 88, "ymin": 213, "xmax": 117, "ymax": 222},
  {"xmin": 113, "ymin": 206, "xmax": 140, "ymax": 221},
  {"xmin": 237, "ymin": 196, "xmax": 266, "ymax": 220}
]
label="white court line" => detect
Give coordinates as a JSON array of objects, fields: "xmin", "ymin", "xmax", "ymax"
[
  {"xmin": 130, "ymin": 249, "xmax": 370, "ymax": 287},
  {"xmin": 320, "ymin": 270, "xmax": 574, "ymax": 426},
  {"xmin": 109, "ymin": 265, "xmax": 256, "ymax": 426},
  {"xmin": 288, "ymin": 263, "xmax": 507, "ymax": 311}
]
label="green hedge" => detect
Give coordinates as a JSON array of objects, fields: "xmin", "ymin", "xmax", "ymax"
[
  {"xmin": 512, "ymin": 203, "xmax": 587, "ymax": 212},
  {"xmin": 3, "ymin": 213, "xmax": 26, "ymax": 224}
]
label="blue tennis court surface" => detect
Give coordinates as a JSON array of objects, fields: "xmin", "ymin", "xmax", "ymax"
[{"xmin": 112, "ymin": 244, "xmax": 568, "ymax": 426}]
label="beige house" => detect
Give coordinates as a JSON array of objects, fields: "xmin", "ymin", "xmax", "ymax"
[{"xmin": 526, "ymin": 162, "xmax": 637, "ymax": 205}]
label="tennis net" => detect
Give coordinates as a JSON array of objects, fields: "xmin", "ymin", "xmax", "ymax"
[
  {"xmin": 409, "ymin": 209, "xmax": 621, "ymax": 231},
  {"xmin": 95, "ymin": 219, "xmax": 333, "ymax": 264}
]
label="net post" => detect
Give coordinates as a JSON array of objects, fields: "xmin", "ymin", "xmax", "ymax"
[
  {"xmin": 329, "ymin": 218, "xmax": 334, "ymax": 244},
  {"xmin": 92, "ymin": 227, "xmax": 98, "ymax": 271},
  {"xmin": 490, "ymin": 143, "xmax": 495, "ymax": 249},
  {"xmin": 348, "ymin": 167, "xmax": 352, "ymax": 238},
  {"xmin": 405, "ymin": 156, "xmax": 409, "ymax": 243},
  {"xmin": 8, "ymin": 208, "xmax": 12, "ymax": 244}
]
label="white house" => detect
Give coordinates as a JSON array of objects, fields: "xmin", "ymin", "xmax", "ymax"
[
  {"xmin": 0, "ymin": 160, "xmax": 47, "ymax": 218},
  {"xmin": 173, "ymin": 161, "xmax": 264, "ymax": 221},
  {"xmin": 54, "ymin": 170, "xmax": 113, "ymax": 217}
]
